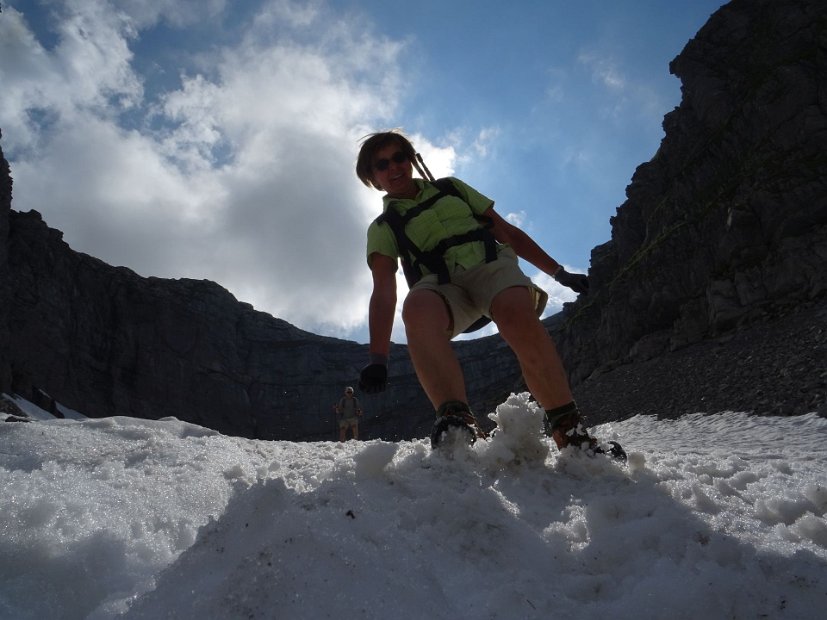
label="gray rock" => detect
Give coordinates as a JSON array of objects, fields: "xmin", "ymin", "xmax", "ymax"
[{"xmin": 0, "ymin": 130, "xmax": 11, "ymax": 394}]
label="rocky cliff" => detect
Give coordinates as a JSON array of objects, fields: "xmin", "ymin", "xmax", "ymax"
[
  {"xmin": 1, "ymin": 0, "xmax": 825, "ymax": 438},
  {"xmin": 0, "ymin": 131, "xmax": 11, "ymax": 395},
  {"xmin": 554, "ymin": 0, "xmax": 827, "ymax": 421},
  {"xmin": 1, "ymin": 202, "xmax": 525, "ymax": 438}
]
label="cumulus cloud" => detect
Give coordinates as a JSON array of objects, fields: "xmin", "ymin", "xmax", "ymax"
[
  {"xmin": 0, "ymin": 4, "xmax": 140, "ymax": 152},
  {"xmin": 0, "ymin": 0, "xmax": 413, "ymax": 338}
]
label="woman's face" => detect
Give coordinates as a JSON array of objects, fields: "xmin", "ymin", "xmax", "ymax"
[{"xmin": 371, "ymin": 143, "xmax": 417, "ymax": 198}]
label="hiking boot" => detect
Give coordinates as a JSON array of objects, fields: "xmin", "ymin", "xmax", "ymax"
[
  {"xmin": 430, "ymin": 401, "xmax": 487, "ymax": 449},
  {"xmin": 545, "ymin": 408, "xmax": 595, "ymax": 450},
  {"xmin": 544, "ymin": 404, "xmax": 627, "ymax": 461}
]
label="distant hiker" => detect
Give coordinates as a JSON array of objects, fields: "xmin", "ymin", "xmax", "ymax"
[
  {"xmin": 355, "ymin": 130, "xmax": 623, "ymax": 458},
  {"xmin": 335, "ymin": 386, "xmax": 362, "ymax": 441}
]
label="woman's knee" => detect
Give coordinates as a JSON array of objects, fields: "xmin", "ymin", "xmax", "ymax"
[
  {"xmin": 491, "ymin": 287, "xmax": 537, "ymax": 331},
  {"xmin": 402, "ymin": 290, "xmax": 450, "ymax": 330}
]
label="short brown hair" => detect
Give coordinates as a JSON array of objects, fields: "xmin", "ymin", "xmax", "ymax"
[{"xmin": 356, "ymin": 131, "xmax": 416, "ymax": 190}]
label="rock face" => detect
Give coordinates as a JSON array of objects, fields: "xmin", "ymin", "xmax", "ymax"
[
  {"xmin": 4, "ymin": 216, "xmax": 351, "ymax": 438},
  {"xmin": 1, "ymin": 187, "xmax": 520, "ymax": 440},
  {"xmin": 2, "ymin": 205, "xmax": 523, "ymax": 438},
  {"xmin": 0, "ymin": 131, "xmax": 11, "ymax": 395},
  {"xmin": 1, "ymin": 0, "xmax": 825, "ymax": 438},
  {"xmin": 552, "ymin": 0, "xmax": 827, "ymax": 420}
]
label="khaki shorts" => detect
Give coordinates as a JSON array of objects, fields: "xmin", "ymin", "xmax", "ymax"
[
  {"xmin": 339, "ymin": 417, "xmax": 358, "ymax": 430},
  {"xmin": 409, "ymin": 246, "xmax": 548, "ymax": 337}
]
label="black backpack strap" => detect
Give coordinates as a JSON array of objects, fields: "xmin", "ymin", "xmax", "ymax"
[
  {"xmin": 376, "ymin": 206, "xmax": 450, "ymax": 286},
  {"xmin": 373, "ymin": 178, "xmax": 499, "ymax": 289},
  {"xmin": 432, "ymin": 179, "xmax": 498, "ymax": 264},
  {"xmin": 429, "ymin": 227, "xmax": 497, "ymax": 265}
]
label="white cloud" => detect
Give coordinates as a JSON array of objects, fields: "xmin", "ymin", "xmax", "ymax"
[
  {"xmin": 422, "ymin": 126, "xmax": 498, "ymax": 177},
  {"xmin": 576, "ymin": 49, "xmax": 670, "ymax": 126},
  {"xmin": 578, "ymin": 51, "xmax": 626, "ymax": 91},
  {"xmin": 0, "ymin": 4, "xmax": 139, "ymax": 152},
  {"xmin": 252, "ymin": 0, "xmax": 320, "ymax": 30},
  {"xmin": 117, "ymin": 0, "xmax": 229, "ymax": 28},
  {"xmin": 505, "ymin": 210, "xmax": 527, "ymax": 227},
  {"xmin": 1, "ymin": 0, "xmax": 409, "ymax": 337},
  {"xmin": 471, "ymin": 126, "xmax": 500, "ymax": 158},
  {"xmin": 409, "ymin": 134, "xmax": 456, "ymax": 180}
]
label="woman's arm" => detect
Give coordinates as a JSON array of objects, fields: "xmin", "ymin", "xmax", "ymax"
[
  {"xmin": 485, "ymin": 207, "xmax": 589, "ymax": 294},
  {"xmin": 484, "ymin": 207, "xmax": 562, "ymax": 278},
  {"xmin": 359, "ymin": 253, "xmax": 397, "ymax": 394},
  {"xmin": 367, "ymin": 253, "xmax": 398, "ymax": 358}
]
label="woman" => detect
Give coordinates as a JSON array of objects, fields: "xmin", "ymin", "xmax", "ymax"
[{"xmin": 355, "ymin": 130, "xmax": 623, "ymax": 458}]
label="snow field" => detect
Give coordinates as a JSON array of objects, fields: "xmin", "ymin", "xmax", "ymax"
[{"xmin": 1, "ymin": 393, "xmax": 825, "ymax": 619}]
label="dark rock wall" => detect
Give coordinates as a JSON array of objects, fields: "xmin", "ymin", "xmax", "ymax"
[
  {"xmin": 4, "ymin": 207, "xmax": 405, "ymax": 439},
  {"xmin": 1, "ymin": 201, "xmax": 517, "ymax": 440},
  {"xmin": 554, "ymin": 0, "xmax": 827, "ymax": 385},
  {"xmin": 0, "ymin": 131, "xmax": 11, "ymax": 393}
]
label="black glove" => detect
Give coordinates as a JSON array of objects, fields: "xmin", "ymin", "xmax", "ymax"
[
  {"xmin": 554, "ymin": 268, "xmax": 589, "ymax": 295},
  {"xmin": 359, "ymin": 363, "xmax": 388, "ymax": 394}
]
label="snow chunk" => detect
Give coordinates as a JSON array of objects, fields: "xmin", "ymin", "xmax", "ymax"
[
  {"xmin": 482, "ymin": 392, "xmax": 549, "ymax": 467},
  {"xmin": 354, "ymin": 442, "xmax": 398, "ymax": 478}
]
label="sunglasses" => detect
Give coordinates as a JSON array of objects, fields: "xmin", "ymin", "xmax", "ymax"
[{"xmin": 373, "ymin": 151, "xmax": 407, "ymax": 171}]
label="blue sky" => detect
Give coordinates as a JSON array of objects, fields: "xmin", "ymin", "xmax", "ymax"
[{"xmin": 0, "ymin": 0, "xmax": 726, "ymax": 344}]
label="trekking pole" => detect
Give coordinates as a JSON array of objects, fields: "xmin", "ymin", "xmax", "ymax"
[{"xmin": 414, "ymin": 153, "xmax": 435, "ymax": 181}]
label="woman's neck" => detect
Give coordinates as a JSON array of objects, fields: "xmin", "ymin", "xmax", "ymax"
[{"xmin": 387, "ymin": 179, "xmax": 420, "ymax": 200}]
